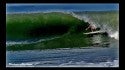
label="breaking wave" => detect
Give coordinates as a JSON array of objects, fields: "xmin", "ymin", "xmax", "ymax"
[
  {"xmin": 61, "ymin": 11, "xmax": 119, "ymax": 40},
  {"xmin": 69, "ymin": 11, "xmax": 119, "ymax": 40},
  {"xmin": 45, "ymin": 11, "xmax": 119, "ymax": 40},
  {"xmin": 6, "ymin": 11, "xmax": 119, "ymax": 46}
]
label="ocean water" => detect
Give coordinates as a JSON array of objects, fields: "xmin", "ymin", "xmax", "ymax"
[
  {"xmin": 6, "ymin": 37, "xmax": 119, "ymax": 67},
  {"xmin": 6, "ymin": 4, "xmax": 119, "ymax": 67},
  {"xmin": 6, "ymin": 14, "xmax": 119, "ymax": 67},
  {"xmin": 6, "ymin": 4, "xmax": 119, "ymax": 14},
  {"xmin": 6, "ymin": 12, "xmax": 119, "ymax": 67}
]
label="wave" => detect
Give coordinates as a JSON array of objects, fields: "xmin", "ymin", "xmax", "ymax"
[
  {"xmin": 37, "ymin": 11, "xmax": 119, "ymax": 40},
  {"xmin": 6, "ymin": 11, "xmax": 119, "ymax": 42}
]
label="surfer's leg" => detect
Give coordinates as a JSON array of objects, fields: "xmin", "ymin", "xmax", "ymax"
[
  {"xmin": 92, "ymin": 27, "xmax": 96, "ymax": 31},
  {"xmin": 93, "ymin": 28, "xmax": 96, "ymax": 31},
  {"xmin": 91, "ymin": 28, "xmax": 93, "ymax": 32}
]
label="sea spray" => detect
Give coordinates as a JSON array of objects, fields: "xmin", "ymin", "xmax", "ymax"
[
  {"xmin": 109, "ymin": 31, "xmax": 119, "ymax": 40},
  {"xmin": 72, "ymin": 12, "xmax": 119, "ymax": 40}
]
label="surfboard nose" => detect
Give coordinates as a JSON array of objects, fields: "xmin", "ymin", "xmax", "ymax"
[{"xmin": 83, "ymin": 31, "xmax": 109, "ymax": 37}]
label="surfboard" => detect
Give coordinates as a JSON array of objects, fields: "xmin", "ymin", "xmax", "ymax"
[{"xmin": 83, "ymin": 31, "xmax": 107, "ymax": 35}]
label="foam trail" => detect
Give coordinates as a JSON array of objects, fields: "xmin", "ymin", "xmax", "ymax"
[{"xmin": 6, "ymin": 37, "xmax": 60, "ymax": 46}]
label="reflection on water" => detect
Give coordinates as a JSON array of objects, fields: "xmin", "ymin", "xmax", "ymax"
[
  {"xmin": 89, "ymin": 35, "xmax": 110, "ymax": 48},
  {"xmin": 92, "ymin": 35, "xmax": 103, "ymax": 44}
]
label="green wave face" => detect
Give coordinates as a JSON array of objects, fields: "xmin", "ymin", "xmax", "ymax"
[
  {"xmin": 6, "ymin": 11, "xmax": 118, "ymax": 51},
  {"xmin": 6, "ymin": 12, "xmax": 88, "ymax": 40}
]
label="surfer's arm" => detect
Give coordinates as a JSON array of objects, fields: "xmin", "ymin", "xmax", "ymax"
[{"xmin": 86, "ymin": 26, "xmax": 90, "ymax": 30}]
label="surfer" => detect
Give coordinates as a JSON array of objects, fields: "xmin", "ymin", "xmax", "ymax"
[{"xmin": 86, "ymin": 23, "xmax": 97, "ymax": 32}]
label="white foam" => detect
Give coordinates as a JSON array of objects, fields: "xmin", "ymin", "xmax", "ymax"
[
  {"xmin": 7, "ymin": 59, "xmax": 119, "ymax": 67},
  {"xmin": 109, "ymin": 31, "xmax": 119, "ymax": 40},
  {"xmin": 59, "ymin": 60, "xmax": 119, "ymax": 67}
]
